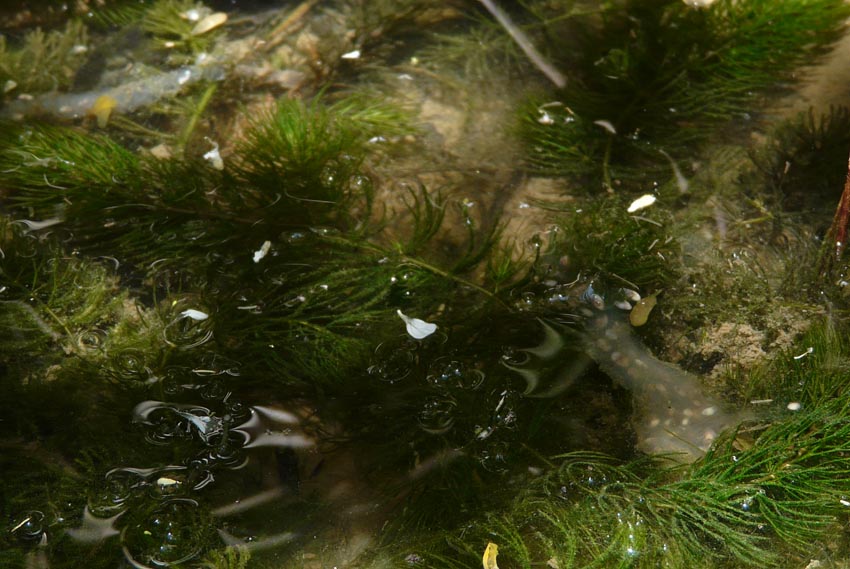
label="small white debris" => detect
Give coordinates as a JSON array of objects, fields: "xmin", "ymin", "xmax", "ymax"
[
  {"xmin": 71, "ymin": 44, "xmax": 88, "ymax": 55},
  {"xmin": 203, "ymin": 138, "xmax": 224, "ymax": 170},
  {"xmin": 787, "ymin": 401, "xmax": 802, "ymax": 411},
  {"xmin": 620, "ymin": 288, "xmax": 641, "ymax": 302},
  {"xmin": 341, "ymin": 49, "xmax": 361, "ymax": 60},
  {"xmin": 537, "ymin": 111, "xmax": 555, "ymax": 125},
  {"xmin": 593, "ymin": 119, "xmax": 617, "ymax": 134},
  {"xmin": 182, "ymin": 8, "xmax": 202, "ymax": 21},
  {"xmin": 841, "ymin": 499, "xmax": 850, "ymax": 507},
  {"xmin": 156, "ymin": 477, "xmax": 181, "ymax": 487},
  {"xmin": 253, "ymin": 240, "xmax": 272, "ymax": 263},
  {"xmin": 181, "ymin": 309, "xmax": 209, "ymax": 321},
  {"xmin": 793, "ymin": 347, "xmax": 814, "ymax": 360},
  {"xmin": 614, "ymin": 300, "xmax": 632, "ymax": 311},
  {"xmin": 397, "ymin": 310, "xmax": 437, "ymax": 340},
  {"xmin": 627, "ymin": 194, "xmax": 657, "ymax": 213},
  {"xmin": 4, "ymin": 79, "xmax": 17, "ymax": 93},
  {"xmin": 13, "ymin": 217, "xmax": 63, "ymax": 232}
]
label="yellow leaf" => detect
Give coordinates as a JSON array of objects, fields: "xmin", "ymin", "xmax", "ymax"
[
  {"xmin": 88, "ymin": 95, "xmax": 117, "ymax": 128},
  {"xmin": 482, "ymin": 541, "xmax": 499, "ymax": 569}
]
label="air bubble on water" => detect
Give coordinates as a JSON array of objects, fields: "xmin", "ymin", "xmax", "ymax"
[
  {"xmin": 109, "ymin": 349, "xmax": 153, "ymax": 382},
  {"xmin": 75, "ymin": 329, "xmax": 106, "ymax": 353},
  {"xmin": 368, "ymin": 342, "xmax": 415, "ymax": 383},
  {"xmin": 163, "ymin": 308, "xmax": 213, "ymax": 350},
  {"xmin": 427, "ymin": 358, "xmax": 485, "ymax": 390},
  {"xmin": 9, "ymin": 510, "xmax": 45, "ymax": 542},
  {"xmin": 417, "ymin": 395, "xmax": 457, "ymax": 434},
  {"xmin": 121, "ymin": 498, "xmax": 205, "ymax": 567}
]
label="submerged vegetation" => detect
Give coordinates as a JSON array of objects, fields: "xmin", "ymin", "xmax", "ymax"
[
  {"xmin": 515, "ymin": 0, "xmax": 850, "ymax": 188},
  {"xmin": 2, "ymin": 0, "xmax": 850, "ymax": 568}
]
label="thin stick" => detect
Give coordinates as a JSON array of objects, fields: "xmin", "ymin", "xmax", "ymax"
[
  {"xmin": 478, "ymin": 0, "xmax": 567, "ymax": 88},
  {"xmin": 818, "ymin": 152, "xmax": 850, "ymax": 277}
]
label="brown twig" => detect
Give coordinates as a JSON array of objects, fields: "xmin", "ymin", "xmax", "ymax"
[
  {"xmin": 477, "ymin": 0, "xmax": 567, "ymax": 88},
  {"xmin": 264, "ymin": 0, "xmax": 319, "ymax": 51},
  {"xmin": 818, "ymin": 151, "xmax": 850, "ymax": 278}
]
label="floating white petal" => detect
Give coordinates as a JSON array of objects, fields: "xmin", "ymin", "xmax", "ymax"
[
  {"xmin": 593, "ymin": 119, "xmax": 617, "ymax": 134},
  {"xmin": 397, "ymin": 309, "xmax": 437, "ymax": 339},
  {"xmin": 627, "ymin": 194, "xmax": 657, "ymax": 213},
  {"xmin": 253, "ymin": 240, "xmax": 272, "ymax": 263},
  {"xmin": 181, "ymin": 309, "xmax": 209, "ymax": 321},
  {"xmin": 203, "ymin": 139, "xmax": 224, "ymax": 170},
  {"xmin": 14, "ymin": 217, "xmax": 63, "ymax": 231}
]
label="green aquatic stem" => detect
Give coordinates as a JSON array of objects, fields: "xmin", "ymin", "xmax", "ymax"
[
  {"xmin": 177, "ymin": 83, "xmax": 218, "ymax": 152},
  {"xmin": 400, "ymin": 254, "xmax": 508, "ymax": 308},
  {"xmin": 327, "ymin": 235, "xmax": 511, "ymax": 309}
]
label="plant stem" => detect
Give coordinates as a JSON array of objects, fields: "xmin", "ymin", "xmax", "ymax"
[
  {"xmin": 178, "ymin": 83, "xmax": 218, "ymax": 153},
  {"xmin": 818, "ymin": 151, "xmax": 850, "ymax": 278},
  {"xmin": 478, "ymin": 0, "xmax": 567, "ymax": 88}
]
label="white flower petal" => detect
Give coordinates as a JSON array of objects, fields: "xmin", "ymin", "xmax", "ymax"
[
  {"xmin": 181, "ymin": 309, "xmax": 209, "ymax": 321},
  {"xmin": 253, "ymin": 240, "xmax": 272, "ymax": 263},
  {"xmin": 627, "ymin": 194, "xmax": 657, "ymax": 213},
  {"xmin": 397, "ymin": 309, "xmax": 437, "ymax": 339}
]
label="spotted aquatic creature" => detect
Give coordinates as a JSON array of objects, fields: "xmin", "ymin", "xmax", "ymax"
[
  {"xmin": 583, "ymin": 309, "xmax": 746, "ymax": 461},
  {"xmin": 507, "ymin": 284, "xmax": 746, "ymax": 462}
]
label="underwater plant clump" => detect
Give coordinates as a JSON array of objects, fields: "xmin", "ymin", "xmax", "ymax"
[
  {"xmin": 516, "ymin": 0, "xmax": 850, "ymax": 187},
  {"xmin": 0, "ymin": 19, "xmax": 89, "ymax": 96}
]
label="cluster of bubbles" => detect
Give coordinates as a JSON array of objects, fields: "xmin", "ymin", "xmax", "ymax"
[
  {"xmin": 366, "ymin": 332, "xmax": 534, "ymax": 474},
  {"xmin": 5, "ymin": 295, "xmax": 292, "ymax": 567},
  {"xmin": 83, "ymin": 374, "xmax": 249, "ymax": 567}
]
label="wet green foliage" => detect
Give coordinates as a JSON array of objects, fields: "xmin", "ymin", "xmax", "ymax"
[
  {"xmin": 744, "ymin": 319, "xmax": 850, "ymax": 409},
  {"xmin": 547, "ymin": 194, "xmax": 681, "ymax": 292},
  {"xmin": 517, "ymin": 0, "xmax": 850, "ymax": 187},
  {"xmin": 742, "ymin": 106, "xmax": 850, "ymax": 230},
  {"xmin": 0, "ymin": 20, "xmax": 89, "ymax": 96},
  {"xmin": 142, "ymin": 0, "xmax": 224, "ymax": 55},
  {"xmin": 2, "ymin": 1, "xmax": 850, "ymax": 567},
  {"xmin": 401, "ymin": 324, "xmax": 850, "ymax": 568}
]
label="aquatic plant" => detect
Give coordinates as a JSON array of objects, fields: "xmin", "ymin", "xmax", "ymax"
[
  {"xmin": 516, "ymin": 0, "xmax": 850, "ymax": 187},
  {"xmin": 3, "ymin": 1, "xmax": 850, "ymax": 568},
  {"xmin": 0, "ymin": 19, "xmax": 89, "ymax": 96},
  {"xmin": 363, "ymin": 319, "xmax": 850, "ymax": 569},
  {"xmin": 142, "ymin": 0, "xmax": 226, "ymax": 56}
]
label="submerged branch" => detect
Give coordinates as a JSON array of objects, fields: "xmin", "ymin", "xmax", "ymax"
[
  {"xmin": 478, "ymin": 0, "xmax": 566, "ymax": 88},
  {"xmin": 818, "ymin": 151, "xmax": 850, "ymax": 277}
]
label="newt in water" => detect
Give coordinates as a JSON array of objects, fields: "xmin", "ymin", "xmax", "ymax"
[{"xmin": 507, "ymin": 283, "xmax": 747, "ymax": 462}]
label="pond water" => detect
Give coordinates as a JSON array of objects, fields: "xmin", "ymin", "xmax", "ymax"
[{"xmin": 3, "ymin": 1, "xmax": 850, "ymax": 568}]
